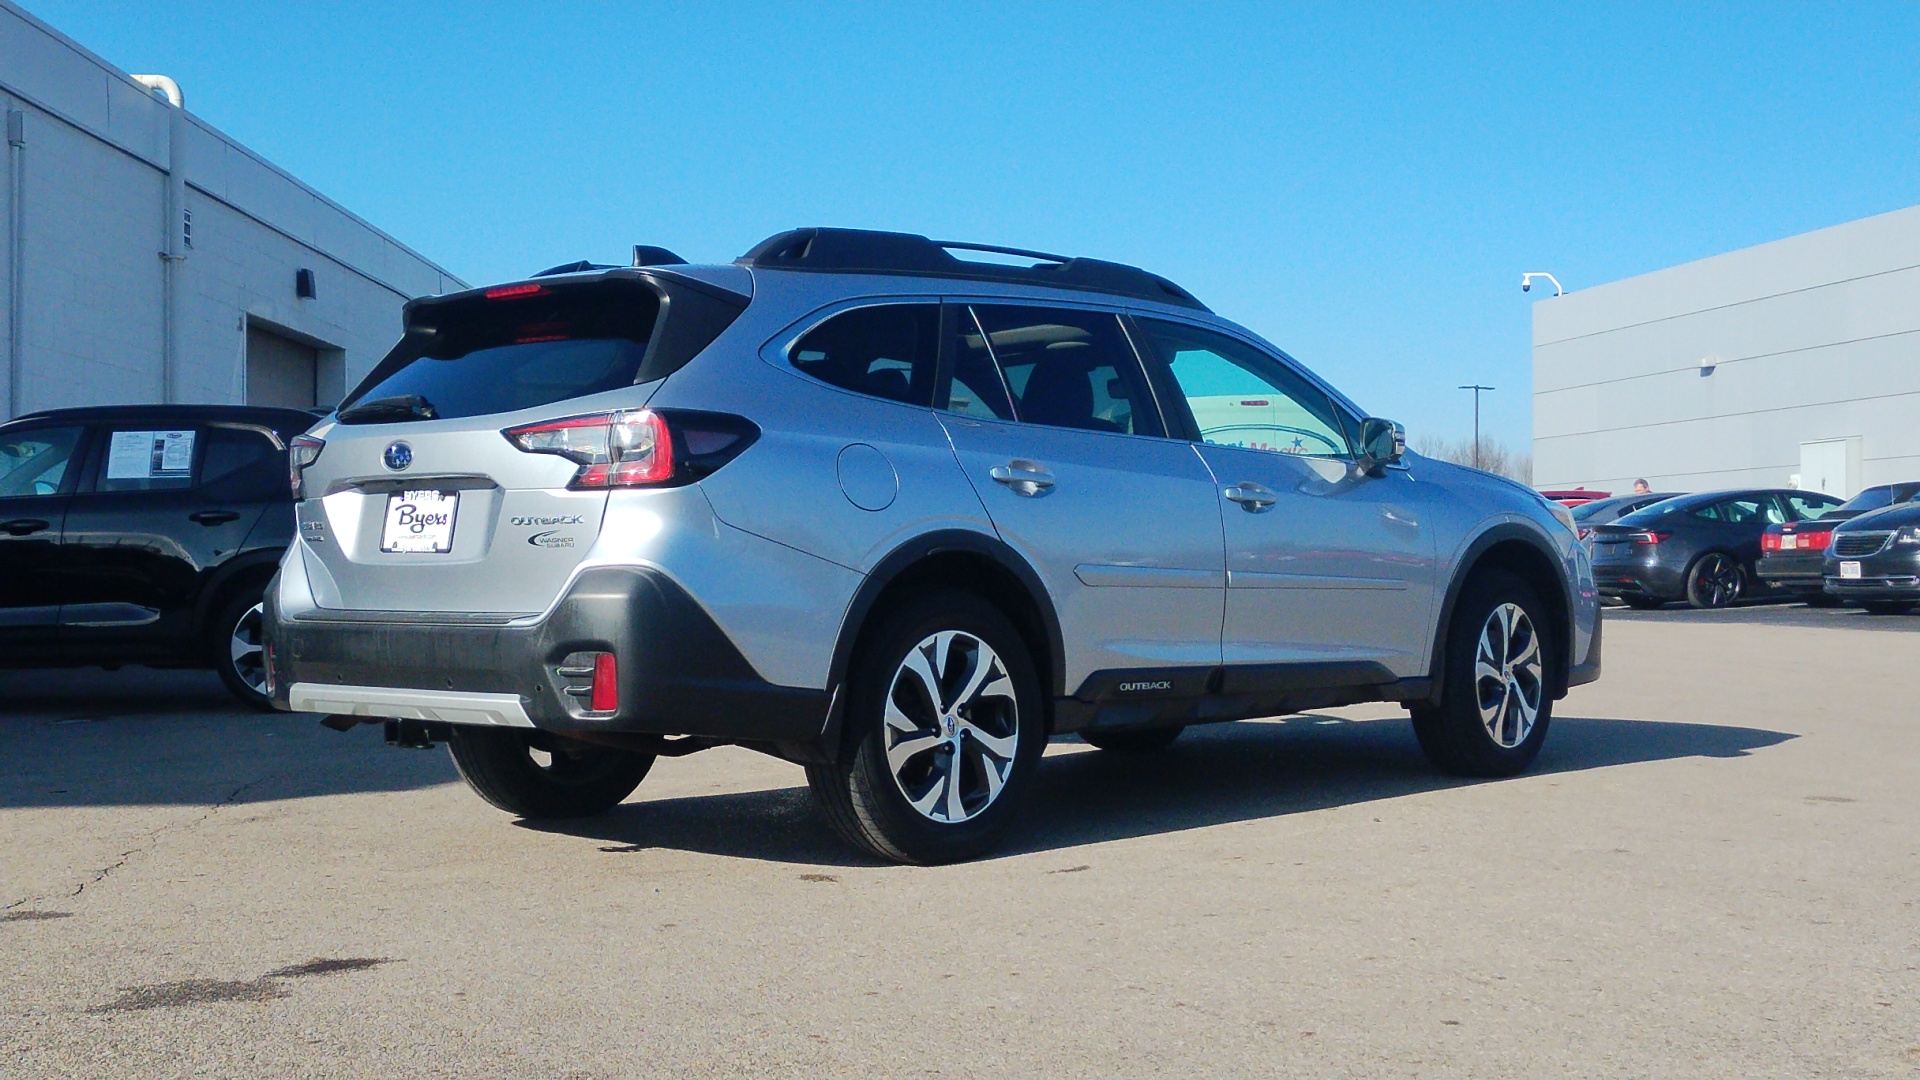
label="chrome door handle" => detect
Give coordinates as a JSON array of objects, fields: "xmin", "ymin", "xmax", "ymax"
[
  {"xmin": 989, "ymin": 460, "xmax": 1055, "ymax": 496},
  {"xmin": 1223, "ymin": 482, "xmax": 1276, "ymax": 511}
]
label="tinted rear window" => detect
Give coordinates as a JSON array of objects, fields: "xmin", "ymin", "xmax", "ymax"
[
  {"xmin": 1835, "ymin": 486, "xmax": 1893, "ymax": 514},
  {"xmin": 339, "ymin": 285, "xmax": 660, "ymax": 423}
]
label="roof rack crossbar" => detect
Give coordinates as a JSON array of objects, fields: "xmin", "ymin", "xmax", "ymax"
[
  {"xmin": 931, "ymin": 240, "xmax": 1071, "ymax": 264},
  {"xmin": 738, "ymin": 228, "xmax": 1209, "ymax": 312}
]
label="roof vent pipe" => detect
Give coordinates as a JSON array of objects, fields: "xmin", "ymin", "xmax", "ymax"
[{"xmin": 130, "ymin": 74, "xmax": 184, "ymax": 109}]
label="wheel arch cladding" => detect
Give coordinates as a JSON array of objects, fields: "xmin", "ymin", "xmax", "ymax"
[
  {"xmin": 1432, "ymin": 527, "xmax": 1573, "ymax": 700},
  {"xmin": 825, "ymin": 531, "xmax": 1065, "ymax": 749}
]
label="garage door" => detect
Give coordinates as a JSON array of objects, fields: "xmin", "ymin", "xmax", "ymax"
[{"xmin": 246, "ymin": 325, "xmax": 318, "ymax": 409}]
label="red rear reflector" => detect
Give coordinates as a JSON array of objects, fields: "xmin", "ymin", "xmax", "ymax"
[
  {"xmin": 484, "ymin": 283, "xmax": 548, "ymax": 300},
  {"xmin": 590, "ymin": 652, "xmax": 618, "ymax": 712}
]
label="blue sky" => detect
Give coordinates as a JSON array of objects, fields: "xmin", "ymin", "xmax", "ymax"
[{"xmin": 29, "ymin": 1, "xmax": 1919, "ymax": 449}]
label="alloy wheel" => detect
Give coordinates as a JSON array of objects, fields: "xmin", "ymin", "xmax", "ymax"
[
  {"xmin": 1474, "ymin": 602, "xmax": 1543, "ymax": 749},
  {"xmin": 228, "ymin": 602, "xmax": 268, "ymax": 695},
  {"xmin": 1694, "ymin": 554, "xmax": 1742, "ymax": 608},
  {"xmin": 882, "ymin": 630, "xmax": 1020, "ymax": 824}
]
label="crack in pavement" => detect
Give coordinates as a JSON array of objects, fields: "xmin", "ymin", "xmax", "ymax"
[{"xmin": 4, "ymin": 772, "xmax": 277, "ymax": 913}]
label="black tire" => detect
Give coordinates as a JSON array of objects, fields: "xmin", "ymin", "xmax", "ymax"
[
  {"xmin": 1411, "ymin": 570, "xmax": 1554, "ymax": 778},
  {"xmin": 1684, "ymin": 553, "xmax": 1744, "ymax": 609},
  {"xmin": 1080, "ymin": 726, "xmax": 1184, "ymax": 752},
  {"xmin": 1863, "ymin": 600, "xmax": 1916, "ymax": 616},
  {"xmin": 1622, "ymin": 596, "xmax": 1665, "ymax": 611},
  {"xmin": 446, "ymin": 726, "xmax": 653, "ymax": 819},
  {"xmin": 806, "ymin": 590, "xmax": 1045, "ymax": 865},
  {"xmin": 210, "ymin": 586, "xmax": 274, "ymax": 711}
]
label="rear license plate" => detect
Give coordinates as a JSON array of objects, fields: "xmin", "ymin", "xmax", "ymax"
[
  {"xmin": 1840, "ymin": 561, "xmax": 1862, "ymax": 579},
  {"xmin": 1779, "ymin": 535, "xmax": 1797, "ymax": 550},
  {"xmin": 381, "ymin": 490, "xmax": 457, "ymax": 553}
]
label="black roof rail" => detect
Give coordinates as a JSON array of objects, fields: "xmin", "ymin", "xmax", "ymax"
[{"xmin": 737, "ymin": 228, "xmax": 1208, "ymax": 312}]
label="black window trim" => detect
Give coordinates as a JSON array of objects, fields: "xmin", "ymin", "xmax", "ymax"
[
  {"xmin": 932, "ymin": 296, "xmax": 1176, "ymax": 441},
  {"xmin": 1124, "ymin": 311, "xmax": 1363, "ymax": 462}
]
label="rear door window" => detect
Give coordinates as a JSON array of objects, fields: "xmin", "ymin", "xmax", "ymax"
[
  {"xmin": 788, "ymin": 304, "xmax": 938, "ymax": 406},
  {"xmin": 0, "ymin": 425, "xmax": 84, "ymax": 498},
  {"xmin": 961, "ymin": 305, "xmax": 1161, "ymax": 436}
]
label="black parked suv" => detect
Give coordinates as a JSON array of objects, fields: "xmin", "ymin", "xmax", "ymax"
[{"xmin": 0, "ymin": 405, "xmax": 315, "ymax": 706}]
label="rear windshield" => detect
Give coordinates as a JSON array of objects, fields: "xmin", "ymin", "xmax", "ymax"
[
  {"xmin": 337, "ymin": 276, "xmax": 745, "ymax": 424},
  {"xmin": 1570, "ymin": 499, "xmax": 1618, "ymax": 521},
  {"xmin": 1834, "ymin": 487, "xmax": 1893, "ymax": 514}
]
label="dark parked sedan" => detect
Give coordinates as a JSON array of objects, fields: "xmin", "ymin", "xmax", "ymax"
[
  {"xmin": 1823, "ymin": 500, "xmax": 1920, "ymax": 615},
  {"xmin": 1759, "ymin": 482, "xmax": 1920, "ymax": 604},
  {"xmin": 1571, "ymin": 492, "xmax": 1684, "ymax": 543},
  {"xmin": 0, "ymin": 404, "xmax": 314, "ymax": 706},
  {"xmin": 1590, "ymin": 488, "xmax": 1842, "ymax": 609}
]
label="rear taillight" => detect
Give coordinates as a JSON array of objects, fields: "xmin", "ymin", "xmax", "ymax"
[
  {"xmin": 1577, "ymin": 527, "xmax": 1592, "ymax": 541},
  {"xmin": 1628, "ymin": 531, "xmax": 1671, "ymax": 545},
  {"xmin": 590, "ymin": 652, "xmax": 619, "ymax": 713},
  {"xmin": 504, "ymin": 410, "xmax": 672, "ymax": 488},
  {"xmin": 1761, "ymin": 531, "xmax": 1780, "ymax": 552},
  {"xmin": 1802, "ymin": 529, "xmax": 1833, "ymax": 551},
  {"xmin": 288, "ymin": 434, "xmax": 325, "ymax": 498},
  {"xmin": 502, "ymin": 409, "xmax": 758, "ymax": 489}
]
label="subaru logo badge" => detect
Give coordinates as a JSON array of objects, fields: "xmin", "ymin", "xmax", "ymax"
[{"xmin": 383, "ymin": 441, "xmax": 413, "ymax": 471}]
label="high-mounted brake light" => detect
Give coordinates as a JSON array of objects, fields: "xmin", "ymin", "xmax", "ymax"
[
  {"xmin": 288, "ymin": 433, "xmax": 325, "ymax": 498},
  {"xmin": 484, "ymin": 283, "xmax": 549, "ymax": 300}
]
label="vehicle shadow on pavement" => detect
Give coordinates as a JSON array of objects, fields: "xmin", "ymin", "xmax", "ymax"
[
  {"xmin": 525, "ymin": 714, "xmax": 1795, "ymax": 867},
  {"xmin": 0, "ymin": 669, "xmax": 458, "ymax": 809}
]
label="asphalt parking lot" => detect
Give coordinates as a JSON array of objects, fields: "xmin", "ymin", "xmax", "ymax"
[{"xmin": 3, "ymin": 612, "xmax": 1917, "ymax": 1078}]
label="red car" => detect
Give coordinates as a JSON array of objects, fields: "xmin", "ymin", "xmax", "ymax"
[{"xmin": 1540, "ymin": 487, "xmax": 1611, "ymax": 508}]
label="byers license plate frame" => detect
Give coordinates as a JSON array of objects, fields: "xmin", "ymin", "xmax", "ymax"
[{"xmin": 381, "ymin": 490, "xmax": 458, "ymax": 554}]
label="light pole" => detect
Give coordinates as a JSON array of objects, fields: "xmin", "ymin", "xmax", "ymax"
[{"xmin": 1458, "ymin": 384, "xmax": 1494, "ymax": 471}]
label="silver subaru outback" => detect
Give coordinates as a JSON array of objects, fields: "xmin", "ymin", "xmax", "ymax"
[{"xmin": 265, "ymin": 228, "xmax": 1600, "ymax": 864}]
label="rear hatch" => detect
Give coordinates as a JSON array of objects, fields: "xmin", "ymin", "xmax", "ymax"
[{"xmin": 292, "ymin": 273, "xmax": 745, "ymax": 615}]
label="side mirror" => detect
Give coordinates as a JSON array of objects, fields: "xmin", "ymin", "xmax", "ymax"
[{"xmin": 1357, "ymin": 417, "xmax": 1404, "ymax": 475}]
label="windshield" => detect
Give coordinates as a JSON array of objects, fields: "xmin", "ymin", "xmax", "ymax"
[{"xmin": 338, "ymin": 283, "xmax": 661, "ymax": 423}]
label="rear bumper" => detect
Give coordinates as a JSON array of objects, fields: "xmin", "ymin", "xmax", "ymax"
[
  {"xmin": 264, "ymin": 565, "xmax": 830, "ymax": 743},
  {"xmin": 1591, "ymin": 557, "xmax": 1684, "ymax": 601},
  {"xmin": 1756, "ymin": 552, "xmax": 1825, "ymax": 591}
]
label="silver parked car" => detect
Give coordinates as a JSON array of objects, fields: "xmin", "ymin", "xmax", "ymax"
[{"xmin": 264, "ymin": 229, "xmax": 1601, "ymax": 863}]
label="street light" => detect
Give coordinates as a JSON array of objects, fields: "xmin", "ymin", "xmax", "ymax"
[{"xmin": 1458, "ymin": 384, "xmax": 1494, "ymax": 471}]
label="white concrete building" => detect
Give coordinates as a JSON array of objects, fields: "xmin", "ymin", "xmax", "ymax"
[
  {"xmin": 0, "ymin": 0, "xmax": 463, "ymax": 422},
  {"xmin": 1532, "ymin": 204, "xmax": 1920, "ymax": 500}
]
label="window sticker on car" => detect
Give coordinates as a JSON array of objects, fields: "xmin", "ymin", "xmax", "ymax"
[{"xmin": 106, "ymin": 430, "xmax": 195, "ymax": 480}]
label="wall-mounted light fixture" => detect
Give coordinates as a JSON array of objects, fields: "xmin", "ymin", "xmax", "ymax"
[
  {"xmin": 295, "ymin": 268, "xmax": 317, "ymax": 300},
  {"xmin": 1699, "ymin": 355, "xmax": 1718, "ymax": 377}
]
